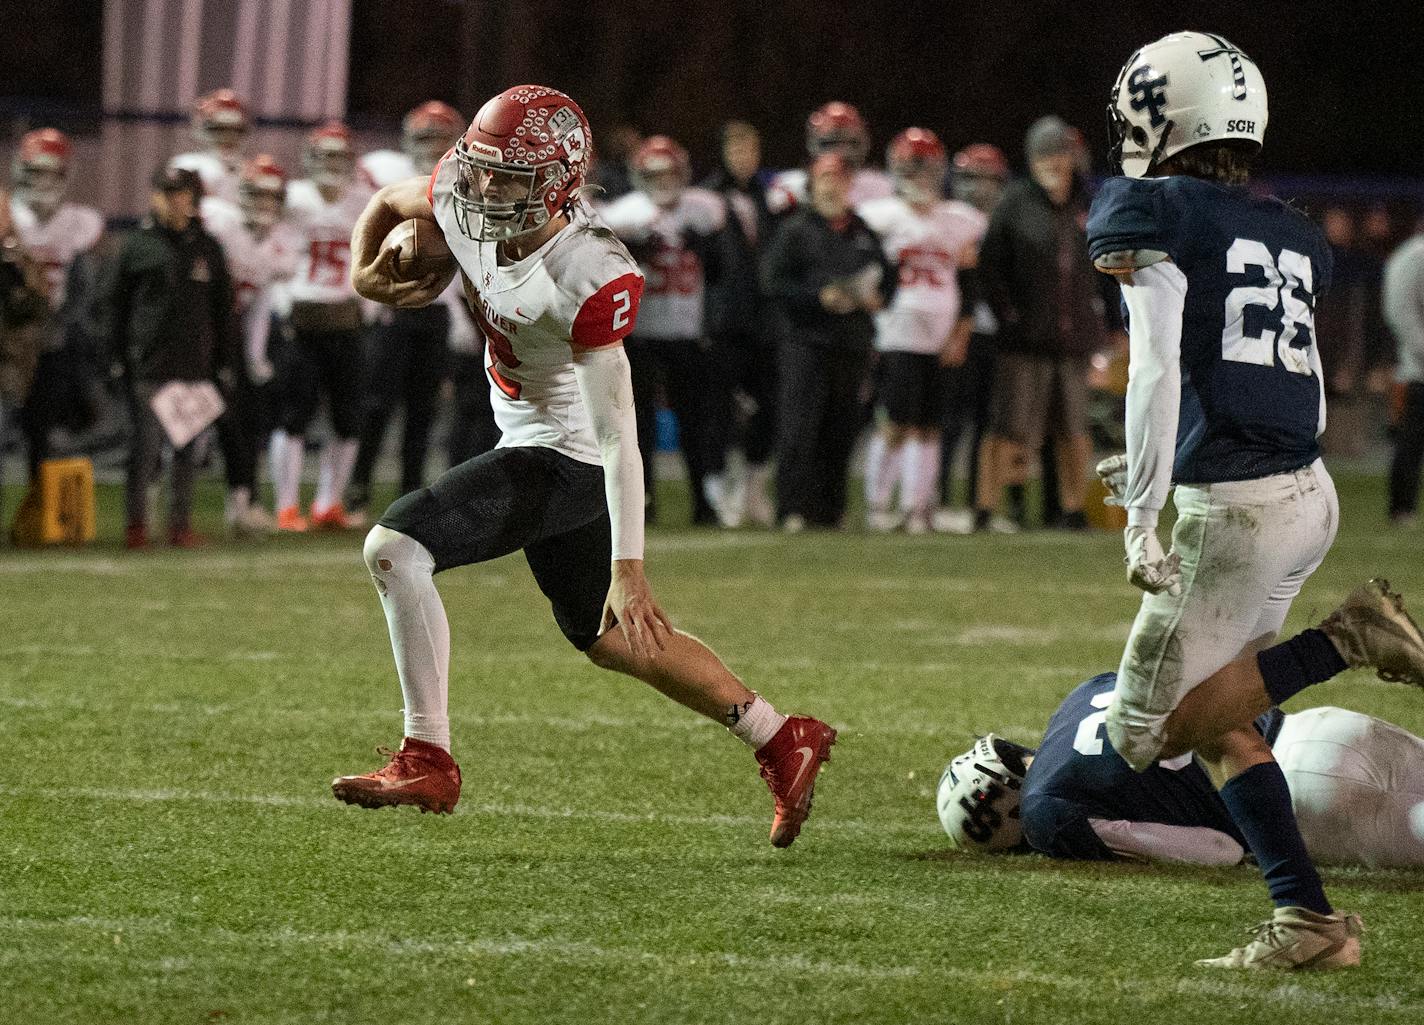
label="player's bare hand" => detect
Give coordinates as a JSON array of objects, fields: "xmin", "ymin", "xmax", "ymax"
[
  {"xmin": 351, "ymin": 253, "xmax": 446, "ymax": 308},
  {"xmin": 602, "ymin": 560, "xmax": 673, "ymax": 660},
  {"xmin": 820, "ymin": 285, "xmax": 856, "ymax": 315}
]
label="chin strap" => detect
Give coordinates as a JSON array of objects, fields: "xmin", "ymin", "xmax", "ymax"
[{"xmin": 1144, "ymin": 119, "xmax": 1176, "ymax": 176}]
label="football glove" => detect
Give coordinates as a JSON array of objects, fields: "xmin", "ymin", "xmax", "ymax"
[
  {"xmin": 1096, "ymin": 453, "xmax": 1128, "ymax": 506},
  {"xmin": 1124, "ymin": 525, "xmax": 1182, "ymax": 597}
]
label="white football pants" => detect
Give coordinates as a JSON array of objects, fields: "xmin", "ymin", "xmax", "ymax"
[{"xmin": 1108, "ymin": 459, "xmax": 1339, "ymax": 770}]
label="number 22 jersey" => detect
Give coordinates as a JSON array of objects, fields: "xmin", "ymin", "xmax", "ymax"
[
  {"xmin": 1087, "ymin": 176, "xmax": 1333, "ymax": 484},
  {"xmin": 429, "ymin": 157, "xmax": 645, "ymax": 464}
]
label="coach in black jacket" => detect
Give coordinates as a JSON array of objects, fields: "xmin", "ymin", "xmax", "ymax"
[
  {"xmin": 761, "ymin": 153, "xmax": 896, "ymax": 530},
  {"xmin": 108, "ymin": 167, "xmax": 236, "ymax": 547}
]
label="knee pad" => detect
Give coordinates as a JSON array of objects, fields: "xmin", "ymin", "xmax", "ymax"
[{"xmin": 363, "ymin": 525, "xmax": 435, "ymax": 594}]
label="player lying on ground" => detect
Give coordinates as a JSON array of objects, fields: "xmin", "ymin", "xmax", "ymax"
[
  {"xmin": 1084, "ymin": 31, "xmax": 1424, "ymax": 969},
  {"xmin": 330, "ymin": 85, "xmax": 835, "ymax": 848},
  {"xmin": 938, "ymin": 671, "xmax": 1424, "ymax": 870}
]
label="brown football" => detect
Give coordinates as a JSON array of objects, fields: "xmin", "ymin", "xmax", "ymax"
[{"xmin": 381, "ymin": 217, "xmax": 456, "ymax": 283}]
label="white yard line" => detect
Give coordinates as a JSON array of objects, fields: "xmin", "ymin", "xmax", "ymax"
[{"xmin": 0, "ymin": 914, "xmax": 1417, "ymax": 1013}]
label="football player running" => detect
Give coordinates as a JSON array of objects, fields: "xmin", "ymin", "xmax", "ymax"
[
  {"xmin": 170, "ymin": 89, "xmax": 251, "ymax": 205},
  {"xmin": 858, "ymin": 128, "xmax": 984, "ymax": 534},
  {"xmin": 334, "ymin": 85, "xmax": 836, "ymax": 848},
  {"xmin": 1086, "ymin": 32, "xmax": 1424, "ymax": 969}
]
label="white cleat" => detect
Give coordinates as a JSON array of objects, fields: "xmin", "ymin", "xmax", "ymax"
[
  {"xmin": 866, "ymin": 508, "xmax": 903, "ymax": 533},
  {"xmin": 1319, "ymin": 578, "xmax": 1424, "ymax": 686},
  {"xmin": 904, "ymin": 512, "xmax": 930, "ymax": 536},
  {"xmin": 1195, "ymin": 906, "xmax": 1362, "ymax": 971},
  {"xmin": 985, "ymin": 514, "xmax": 1021, "ymax": 535},
  {"xmin": 931, "ymin": 507, "xmax": 975, "ymax": 535}
]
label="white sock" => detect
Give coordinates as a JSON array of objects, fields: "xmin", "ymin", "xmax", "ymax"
[
  {"xmin": 226, "ymin": 486, "xmax": 251, "ymax": 521},
  {"xmin": 900, "ymin": 438, "xmax": 942, "ymax": 516},
  {"xmin": 364, "ymin": 525, "xmax": 451, "ymax": 751},
  {"xmin": 864, "ymin": 433, "xmax": 901, "ymax": 511},
  {"xmin": 276, "ymin": 433, "xmax": 305, "ymax": 511},
  {"xmin": 727, "ymin": 694, "xmax": 788, "ymax": 750},
  {"xmin": 268, "ymin": 431, "xmax": 287, "ymax": 509},
  {"xmin": 315, "ymin": 438, "xmax": 359, "ymax": 512}
]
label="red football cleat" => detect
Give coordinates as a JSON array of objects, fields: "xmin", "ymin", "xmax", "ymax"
[
  {"xmin": 310, "ymin": 503, "xmax": 350, "ymax": 530},
  {"xmin": 124, "ymin": 524, "xmax": 150, "ymax": 550},
  {"xmin": 331, "ymin": 737, "xmax": 461, "ymax": 814},
  {"xmin": 169, "ymin": 527, "xmax": 209, "ymax": 549},
  {"xmin": 276, "ymin": 506, "xmax": 308, "ymax": 532},
  {"xmin": 755, "ymin": 715, "xmax": 836, "ymax": 848}
]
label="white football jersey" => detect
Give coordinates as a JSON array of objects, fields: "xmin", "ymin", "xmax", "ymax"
[
  {"xmin": 360, "ymin": 149, "xmax": 417, "ymax": 190},
  {"xmin": 171, "ymin": 150, "xmax": 242, "ymax": 206},
  {"xmin": 766, "ymin": 166, "xmax": 893, "ymax": 216},
  {"xmin": 430, "ymin": 158, "xmax": 644, "ymax": 464},
  {"xmin": 202, "ymin": 197, "xmax": 302, "ymax": 370},
  {"xmin": 598, "ymin": 188, "xmax": 724, "ymax": 341},
  {"xmin": 277, "ymin": 178, "xmax": 372, "ymax": 308},
  {"xmin": 7, "ymin": 198, "xmax": 104, "ymax": 308},
  {"xmin": 858, "ymin": 195, "xmax": 986, "ymax": 354}
]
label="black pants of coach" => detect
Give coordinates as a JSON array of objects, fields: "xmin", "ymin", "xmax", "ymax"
[
  {"xmin": 775, "ymin": 338, "xmax": 871, "ymax": 527},
  {"xmin": 704, "ymin": 329, "xmax": 777, "ymax": 475},
  {"xmin": 625, "ymin": 336, "xmax": 715, "ymax": 524},
  {"xmin": 445, "ymin": 350, "xmax": 501, "ymax": 469},
  {"xmin": 350, "ymin": 306, "xmax": 449, "ymax": 505},
  {"xmin": 938, "ymin": 331, "xmax": 995, "ymax": 507},
  {"xmin": 1390, "ymin": 381, "xmax": 1424, "ymax": 517}
]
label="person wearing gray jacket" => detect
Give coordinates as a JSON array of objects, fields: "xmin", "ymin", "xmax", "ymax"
[{"xmin": 1383, "ymin": 230, "xmax": 1424, "ymax": 523}]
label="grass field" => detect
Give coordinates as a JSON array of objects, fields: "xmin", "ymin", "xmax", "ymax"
[{"xmin": 4, "ymin": 474, "xmax": 1424, "ymax": 1025}]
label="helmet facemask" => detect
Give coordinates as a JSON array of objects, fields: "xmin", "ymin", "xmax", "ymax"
[
  {"xmin": 452, "ymin": 139, "xmax": 553, "ymax": 243},
  {"xmin": 308, "ymin": 147, "xmax": 354, "ymax": 192},
  {"xmin": 15, "ymin": 164, "xmax": 66, "ymax": 219}
]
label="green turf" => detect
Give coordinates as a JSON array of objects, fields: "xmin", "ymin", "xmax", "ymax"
[{"xmin": 3, "ymin": 476, "xmax": 1424, "ymax": 1025}]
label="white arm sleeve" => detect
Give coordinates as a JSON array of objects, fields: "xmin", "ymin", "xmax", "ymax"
[
  {"xmin": 572, "ymin": 345, "xmax": 645, "ymax": 561},
  {"xmin": 1088, "ymin": 818, "xmax": 1246, "ymax": 866},
  {"xmin": 1119, "ymin": 261, "xmax": 1188, "ymax": 529}
]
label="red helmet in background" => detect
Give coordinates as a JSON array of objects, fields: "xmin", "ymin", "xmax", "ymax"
[
  {"xmin": 12, "ymin": 128, "xmax": 72, "ymax": 215},
  {"xmin": 238, "ymin": 153, "xmax": 287, "ymax": 231},
  {"xmin": 951, "ymin": 142, "xmax": 1010, "ymax": 213},
  {"xmin": 193, "ymin": 88, "xmax": 250, "ymax": 153},
  {"xmin": 452, "ymin": 84, "xmax": 592, "ymax": 242},
  {"xmin": 630, "ymin": 134, "xmax": 690, "ymax": 207},
  {"xmin": 888, "ymin": 128, "xmax": 947, "ymax": 206},
  {"xmin": 403, "ymin": 100, "xmax": 464, "ymax": 172},
  {"xmin": 806, "ymin": 101, "xmax": 869, "ymax": 167},
  {"xmin": 303, "ymin": 120, "xmax": 356, "ymax": 190}
]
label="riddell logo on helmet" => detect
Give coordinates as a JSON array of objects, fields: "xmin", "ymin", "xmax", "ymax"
[
  {"xmin": 467, "ymin": 140, "xmax": 502, "ymax": 161},
  {"xmin": 1226, "ymin": 119, "xmax": 1257, "ymax": 133}
]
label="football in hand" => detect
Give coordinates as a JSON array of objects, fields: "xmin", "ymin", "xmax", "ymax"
[{"xmin": 381, "ymin": 217, "xmax": 456, "ymax": 284}]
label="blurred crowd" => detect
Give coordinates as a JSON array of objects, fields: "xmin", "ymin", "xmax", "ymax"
[{"xmin": 0, "ymin": 90, "xmax": 1419, "ymax": 547}]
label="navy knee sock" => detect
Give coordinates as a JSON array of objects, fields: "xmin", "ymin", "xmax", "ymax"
[
  {"xmin": 1219, "ymin": 761, "xmax": 1332, "ymax": 915},
  {"xmin": 1256, "ymin": 628, "xmax": 1348, "ymax": 707}
]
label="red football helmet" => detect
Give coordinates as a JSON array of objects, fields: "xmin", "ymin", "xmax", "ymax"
[
  {"xmin": 12, "ymin": 128, "xmax": 72, "ymax": 215},
  {"xmin": 304, "ymin": 121, "xmax": 356, "ymax": 190},
  {"xmin": 630, "ymin": 135, "xmax": 690, "ymax": 207},
  {"xmin": 403, "ymin": 100, "xmax": 464, "ymax": 171},
  {"xmin": 193, "ymin": 88, "xmax": 250, "ymax": 153},
  {"xmin": 806, "ymin": 102, "xmax": 869, "ymax": 166},
  {"xmin": 452, "ymin": 84, "xmax": 592, "ymax": 242},
  {"xmin": 887, "ymin": 127, "xmax": 947, "ymax": 206},
  {"xmin": 952, "ymin": 143, "xmax": 1010, "ymax": 180},
  {"xmin": 238, "ymin": 153, "xmax": 287, "ymax": 231}
]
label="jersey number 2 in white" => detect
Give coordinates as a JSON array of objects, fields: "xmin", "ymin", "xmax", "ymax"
[
  {"xmin": 1222, "ymin": 238, "xmax": 1315, "ymax": 376},
  {"xmin": 611, "ymin": 289, "xmax": 632, "ymax": 330},
  {"xmin": 1073, "ymin": 690, "xmax": 1192, "ymax": 770}
]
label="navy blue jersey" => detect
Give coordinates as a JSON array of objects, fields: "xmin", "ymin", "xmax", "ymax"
[
  {"xmin": 1087, "ymin": 176, "xmax": 1333, "ymax": 484},
  {"xmin": 1020, "ymin": 673, "xmax": 1247, "ymax": 860}
]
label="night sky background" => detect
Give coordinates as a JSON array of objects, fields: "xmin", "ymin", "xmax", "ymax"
[{"xmin": 3, "ymin": 1, "xmax": 1420, "ymax": 180}]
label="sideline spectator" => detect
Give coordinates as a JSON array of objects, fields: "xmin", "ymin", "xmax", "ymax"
[
  {"xmin": 1382, "ymin": 224, "xmax": 1424, "ymax": 525},
  {"xmin": 108, "ymin": 168, "xmax": 235, "ymax": 549},
  {"xmin": 761, "ymin": 153, "xmax": 895, "ymax": 531},
  {"xmin": 0, "ymin": 192, "xmax": 49, "ymax": 528},
  {"xmin": 974, "ymin": 116, "xmax": 1105, "ymax": 532},
  {"xmin": 699, "ymin": 120, "xmax": 777, "ymax": 527}
]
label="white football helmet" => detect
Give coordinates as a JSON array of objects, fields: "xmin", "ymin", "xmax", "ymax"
[
  {"xmin": 936, "ymin": 734, "xmax": 1033, "ymax": 852},
  {"xmin": 1107, "ymin": 31, "xmax": 1267, "ymax": 179}
]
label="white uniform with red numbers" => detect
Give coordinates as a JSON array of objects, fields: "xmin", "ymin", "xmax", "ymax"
[
  {"xmin": 598, "ymin": 188, "xmax": 723, "ymax": 341},
  {"xmin": 277, "ymin": 178, "xmax": 372, "ymax": 310},
  {"xmin": 766, "ymin": 167, "xmax": 893, "ymax": 216},
  {"xmin": 170, "ymin": 151, "xmax": 241, "ymax": 206},
  {"xmin": 857, "ymin": 195, "xmax": 986, "ymax": 355},
  {"xmin": 201, "ymin": 197, "xmax": 302, "ymax": 374},
  {"xmin": 428, "ymin": 158, "xmax": 644, "ymax": 465},
  {"xmin": 7, "ymin": 198, "xmax": 104, "ymax": 308}
]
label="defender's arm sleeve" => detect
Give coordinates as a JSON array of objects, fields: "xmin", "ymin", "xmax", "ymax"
[
  {"xmin": 1088, "ymin": 819, "xmax": 1246, "ymax": 866},
  {"xmin": 1119, "ymin": 261, "xmax": 1187, "ymax": 529},
  {"xmin": 572, "ymin": 344, "xmax": 644, "ymax": 561}
]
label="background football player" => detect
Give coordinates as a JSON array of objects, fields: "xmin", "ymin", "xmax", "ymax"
[
  {"xmin": 337, "ymin": 85, "xmax": 837, "ymax": 849},
  {"xmin": 7, "ymin": 128, "xmax": 105, "ymax": 477},
  {"xmin": 201, "ymin": 154, "xmax": 302, "ymax": 535},
  {"xmin": 170, "ymin": 88, "xmax": 251, "ymax": 205},
  {"xmin": 1086, "ymin": 32, "xmax": 1424, "ymax": 969},
  {"xmin": 766, "ymin": 102, "xmax": 892, "ymax": 216},
  {"xmin": 269, "ymin": 121, "xmax": 373, "ymax": 531},
  {"xmin": 939, "ymin": 671, "xmax": 1424, "ymax": 871},
  {"xmin": 858, "ymin": 128, "xmax": 984, "ymax": 534},
  {"xmin": 600, "ymin": 135, "xmax": 727, "ymax": 525}
]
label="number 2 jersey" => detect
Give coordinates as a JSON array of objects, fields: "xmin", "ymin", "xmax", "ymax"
[
  {"xmin": 428, "ymin": 157, "xmax": 644, "ymax": 464},
  {"xmin": 1086, "ymin": 176, "xmax": 1333, "ymax": 484}
]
